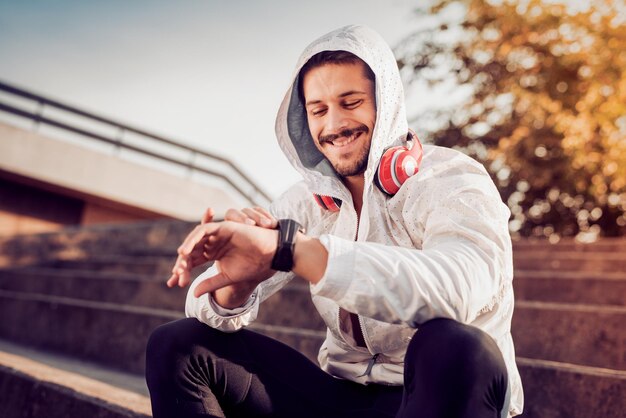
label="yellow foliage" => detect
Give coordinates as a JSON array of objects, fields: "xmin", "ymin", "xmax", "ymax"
[{"xmin": 400, "ymin": 0, "xmax": 626, "ymax": 236}]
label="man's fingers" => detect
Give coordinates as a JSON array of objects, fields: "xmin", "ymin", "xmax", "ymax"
[
  {"xmin": 242, "ymin": 208, "xmax": 276, "ymax": 228},
  {"xmin": 167, "ymin": 215, "xmax": 221, "ymax": 291},
  {"xmin": 178, "ymin": 224, "xmax": 215, "ymax": 256},
  {"xmin": 225, "ymin": 207, "xmax": 276, "ymax": 228},
  {"xmin": 254, "ymin": 207, "xmax": 277, "ymax": 223},
  {"xmin": 193, "ymin": 272, "xmax": 232, "ymax": 297},
  {"xmin": 225, "ymin": 208, "xmax": 255, "ymax": 226},
  {"xmin": 201, "ymin": 208, "xmax": 215, "ymax": 224},
  {"xmin": 166, "ymin": 271, "xmax": 189, "ymax": 288},
  {"xmin": 167, "ymin": 254, "xmax": 187, "ymax": 287},
  {"xmin": 166, "ymin": 274, "xmax": 178, "ymax": 288}
]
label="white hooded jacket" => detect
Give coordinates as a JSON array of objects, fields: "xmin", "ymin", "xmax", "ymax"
[{"xmin": 186, "ymin": 25, "xmax": 523, "ymax": 416}]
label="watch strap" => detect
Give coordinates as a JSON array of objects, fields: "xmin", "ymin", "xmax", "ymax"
[{"xmin": 271, "ymin": 219, "xmax": 303, "ymax": 271}]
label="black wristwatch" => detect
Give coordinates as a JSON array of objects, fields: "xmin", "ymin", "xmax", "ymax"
[{"xmin": 271, "ymin": 219, "xmax": 305, "ymax": 271}]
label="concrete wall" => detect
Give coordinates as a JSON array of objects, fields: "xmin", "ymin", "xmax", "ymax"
[
  {"xmin": 0, "ymin": 176, "xmax": 83, "ymax": 236},
  {"xmin": 0, "ymin": 122, "xmax": 244, "ymax": 236}
]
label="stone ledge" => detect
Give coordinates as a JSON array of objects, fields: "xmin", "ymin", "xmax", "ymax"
[
  {"xmin": 517, "ymin": 356, "xmax": 626, "ymax": 418},
  {"xmin": 0, "ymin": 350, "xmax": 151, "ymax": 418}
]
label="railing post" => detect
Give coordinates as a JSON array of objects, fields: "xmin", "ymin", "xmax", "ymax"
[
  {"xmin": 186, "ymin": 150, "xmax": 196, "ymax": 178},
  {"xmin": 32, "ymin": 100, "xmax": 43, "ymax": 132},
  {"xmin": 114, "ymin": 127, "xmax": 125, "ymax": 156}
]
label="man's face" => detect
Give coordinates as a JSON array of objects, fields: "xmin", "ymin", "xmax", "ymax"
[{"xmin": 302, "ymin": 62, "xmax": 376, "ymax": 178}]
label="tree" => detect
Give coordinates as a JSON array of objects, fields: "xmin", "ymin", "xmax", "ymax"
[{"xmin": 396, "ymin": 0, "xmax": 626, "ymax": 240}]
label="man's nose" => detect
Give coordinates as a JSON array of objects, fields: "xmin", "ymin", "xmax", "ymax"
[{"xmin": 326, "ymin": 107, "xmax": 349, "ymax": 134}]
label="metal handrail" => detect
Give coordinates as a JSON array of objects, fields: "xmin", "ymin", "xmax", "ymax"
[{"xmin": 0, "ymin": 80, "xmax": 272, "ymax": 206}]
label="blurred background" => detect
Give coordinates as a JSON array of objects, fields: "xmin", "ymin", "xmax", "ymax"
[
  {"xmin": 1, "ymin": 3, "xmax": 625, "ymax": 417},
  {"xmin": 398, "ymin": 0, "xmax": 626, "ymax": 242},
  {"xmin": 1, "ymin": 0, "xmax": 624, "ymax": 242}
]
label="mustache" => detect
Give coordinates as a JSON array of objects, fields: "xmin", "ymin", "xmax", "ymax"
[{"xmin": 319, "ymin": 125, "xmax": 369, "ymax": 144}]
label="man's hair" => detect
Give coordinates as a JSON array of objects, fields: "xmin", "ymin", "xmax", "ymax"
[{"xmin": 297, "ymin": 50, "xmax": 375, "ymax": 103}]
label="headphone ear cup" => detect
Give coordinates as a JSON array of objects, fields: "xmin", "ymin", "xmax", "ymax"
[
  {"xmin": 375, "ymin": 131, "xmax": 424, "ymax": 196},
  {"xmin": 375, "ymin": 146, "xmax": 405, "ymax": 195},
  {"xmin": 394, "ymin": 152, "xmax": 419, "ymax": 184},
  {"xmin": 313, "ymin": 194, "xmax": 342, "ymax": 212}
]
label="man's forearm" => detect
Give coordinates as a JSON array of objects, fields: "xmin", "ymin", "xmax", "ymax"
[
  {"xmin": 292, "ymin": 233, "xmax": 328, "ymax": 284},
  {"xmin": 209, "ymin": 231, "xmax": 327, "ymax": 306}
]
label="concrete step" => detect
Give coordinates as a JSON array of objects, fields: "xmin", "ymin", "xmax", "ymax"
[
  {"xmin": 0, "ymin": 349, "xmax": 150, "ymax": 418},
  {"xmin": 514, "ymin": 270, "xmax": 626, "ymax": 306},
  {"xmin": 35, "ymin": 255, "xmax": 178, "ymax": 277},
  {"xmin": 0, "ymin": 267, "xmax": 323, "ymax": 329},
  {"xmin": 0, "ymin": 290, "xmax": 180, "ymax": 374},
  {"xmin": 513, "ymin": 252, "xmax": 626, "ymax": 272},
  {"xmin": 4, "ymin": 285, "xmax": 624, "ymax": 374},
  {"xmin": 2, "ymin": 289, "xmax": 625, "ymax": 418},
  {"xmin": 0, "ymin": 338, "xmax": 148, "ymax": 396},
  {"xmin": 516, "ymin": 357, "xmax": 626, "ymax": 418},
  {"xmin": 0, "ymin": 219, "xmax": 194, "ymax": 268},
  {"xmin": 3, "ymin": 325, "xmax": 625, "ymax": 418},
  {"xmin": 265, "ymin": 291, "xmax": 626, "ymax": 370},
  {"xmin": 512, "ymin": 300, "xmax": 626, "ymax": 370},
  {"xmin": 0, "ymin": 268, "xmax": 188, "ymax": 311},
  {"xmin": 4, "ymin": 262, "xmax": 623, "ymax": 321},
  {"xmin": 0, "ymin": 289, "xmax": 324, "ymax": 374},
  {"xmin": 3, "ymin": 334, "xmax": 625, "ymax": 418},
  {"xmin": 513, "ymin": 238, "xmax": 626, "ymax": 253},
  {"xmin": 7, "ymin": 252, "xmax": 625, "ymax": 367}
]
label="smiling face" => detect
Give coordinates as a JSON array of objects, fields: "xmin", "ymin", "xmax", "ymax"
[{"xmin": 302, "ymin": 62, "xmax": 376, "ymax": 178}]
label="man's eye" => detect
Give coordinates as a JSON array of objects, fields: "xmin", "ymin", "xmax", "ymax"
[
  {"xmin": 344, "ymin": 100, "xmax": 362, "ymax": 108},
  {"xmin": 311, "ymin": 109, "xmax": 326, "ymax": 116}
]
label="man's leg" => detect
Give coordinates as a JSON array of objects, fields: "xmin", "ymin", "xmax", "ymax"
[
  {"xmin": 396, "ymin": 318, "xmax": 510, "ymax": 418},
  {"xmin": 145, "ymin": 318, "xmax": 402, "ymax": 418}
]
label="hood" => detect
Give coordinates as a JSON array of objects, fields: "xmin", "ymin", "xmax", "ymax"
[{"xmin": 275, "ymin": 24, "xmax": 408, "ymax": 199}]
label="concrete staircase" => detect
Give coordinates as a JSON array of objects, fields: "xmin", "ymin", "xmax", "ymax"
[{"xmin": 0, "ymin": 221, "xmax": 624, "ymax": 417}]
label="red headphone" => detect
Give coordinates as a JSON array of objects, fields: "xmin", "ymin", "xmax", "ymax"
[
  {"xmin": 314, "ymin": 130, "xmax": 423, "ymax": 211},
  {"xmin": 313, "ymin": 194, "xmax": 342, "ymax": 212}
]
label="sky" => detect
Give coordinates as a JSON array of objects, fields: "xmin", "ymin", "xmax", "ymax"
[{"xmin": 0, "ymin": 0, "xmax": 427, "ymax": 200}]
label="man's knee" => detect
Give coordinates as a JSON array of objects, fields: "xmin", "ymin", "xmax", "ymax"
[
  {"xmin": 399, "ymin": 319, "xmax": 510, "ymax": 417},
  {"xmin": 406, "ymin": 318, "xmax": 506, "ymax": 379},
  {"xmin": 146, "ymin": 318, "xmax": 248, "ymax": 367},
  {"xmin": 148, "ymin": 318, "xmax": 191, "ymax": 354},
  {"xmin": 146, "ymin": 318, "xmax": 215, "ymax": 366}
]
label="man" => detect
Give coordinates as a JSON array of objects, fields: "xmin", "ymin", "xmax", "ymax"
[{"xmin": 146, "ymin": 25, "xmax": 523, "ymax": 417}]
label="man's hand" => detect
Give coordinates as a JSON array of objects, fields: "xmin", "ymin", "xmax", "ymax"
[
  {"xmin": 185, "ymin": 221, "xmax": 278, "ymax": 297},
  {"xmin": 167, "ymin": 207, "xmax": 279, "ymax": 300}
]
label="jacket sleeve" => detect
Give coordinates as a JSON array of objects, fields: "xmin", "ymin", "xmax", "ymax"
[
  {"xmin": 310, "ymin": 172, "xmax": 513, "ymax": 327},
  {"xmin": 185, "ymin": 266, "xmax": 294, "ymax": 332}
]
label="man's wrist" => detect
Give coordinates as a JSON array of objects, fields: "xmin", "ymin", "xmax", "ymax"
[
  {"xmin": 292, "ymin": 233, "xmax": 328, "ymax": 284},
  {"xmin": 211, "ymin": 282, "xmax": 257, "ymax": 309}
]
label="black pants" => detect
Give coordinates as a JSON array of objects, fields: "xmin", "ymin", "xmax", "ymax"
[{"xmin": 146, "ymin": 318, "xmax": 509, "ymax": 418}]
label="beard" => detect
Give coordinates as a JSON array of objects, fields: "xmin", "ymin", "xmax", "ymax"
[
  {"xmin": 332, "ymin": 146, "xmax": 370, "ymax": 177},
  {"xmin": 319, "ymin": 125, "xmax": 371, "ymax": 177}
]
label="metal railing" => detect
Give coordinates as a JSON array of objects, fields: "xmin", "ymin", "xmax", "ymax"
[{"xmin": 0, "ymin": 80, "xmax": 272, "ymax": 206}]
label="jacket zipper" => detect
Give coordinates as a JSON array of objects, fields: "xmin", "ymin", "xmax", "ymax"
[
  {"xmin": 327, "ymin": 190, "xmax": 378, "ymax": 377},
  {"xmin": 352, "ymin": 203, "xmax": 370, "ymax": 348},
  {"xmin": 357, "ymin": 353, "xmax": 380, "ymax": 377},
  {"xmin": 352, "ymin": 203, "xmax": 379, "ymax": 377}
]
